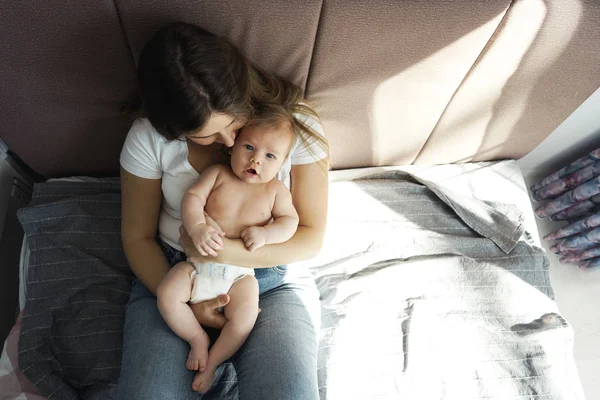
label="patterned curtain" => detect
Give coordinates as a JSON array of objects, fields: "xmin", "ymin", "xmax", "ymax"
[{"xmin": 531, "ymin": 148, "xmax": 600, "ymax": 270}]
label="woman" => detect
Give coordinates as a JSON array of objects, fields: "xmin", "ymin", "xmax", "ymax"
[{"xmin": 117, "ymin": 21, "xmax": 329, "ymax": 400}]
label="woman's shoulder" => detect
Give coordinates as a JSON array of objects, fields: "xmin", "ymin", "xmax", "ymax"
[
  {"xmin": 289, "ymin": 109, "xmax": 328, "ymax": 165},
  {"xmin": 294, "ymin": 108, "xmax": 325, "ymax": 139},
  {"xmin": 120, "ymin": 118, "xmax": 185, "ymax": 179},
  {"xmin": 293, "ymin": 108, "xmax": 324, "ymax": 135},
  {"xmin": 123, "ymin": 118, "xmax": 184, "ymax": 158},
  {"xmin": 126, "ymin": 118, "xmax": 168, "ymax": 145}
]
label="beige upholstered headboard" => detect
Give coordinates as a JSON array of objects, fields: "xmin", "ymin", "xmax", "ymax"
[{"xmin": 1, "ymin": 0, "xmax": 599, "ymax": 177}]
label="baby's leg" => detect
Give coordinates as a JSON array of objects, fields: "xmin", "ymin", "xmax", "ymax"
[
  {"xmin": 192, "ymin": 275, "xmax": 259, "ymax": 393},
  {"xmin": 157, "ymin": 261, "xmax": 210, "ymax": 372}
]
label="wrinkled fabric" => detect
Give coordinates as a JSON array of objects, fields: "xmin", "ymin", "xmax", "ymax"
[{"xmin": 306, "ymin": 171, "xmax": 583, "ymax": 399}]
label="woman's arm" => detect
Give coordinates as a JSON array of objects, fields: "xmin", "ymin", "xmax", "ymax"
[
  {"xmin": 182, "ymin": 158, "xmax": 329, "ymax": 267},
  {"xmin": 121, "ymin": 167, "xmax": 170, "ymax": 294},
  {"xmin": 121, "ymin": 167, "xmax": 230, "ymax": 328}
]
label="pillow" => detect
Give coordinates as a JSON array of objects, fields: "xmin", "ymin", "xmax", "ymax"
[{"xmin": 17, "ymin": 179, "xmax": 131, "ymax": 399}]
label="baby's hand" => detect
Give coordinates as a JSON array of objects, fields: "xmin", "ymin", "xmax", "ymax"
[
  {"xmin": 189, "ymin": 224, "xmax": 225, "ymax": 257},
  {"xmin": 240, "ymin": 226, "xmax": 267, "ymax": 252}
]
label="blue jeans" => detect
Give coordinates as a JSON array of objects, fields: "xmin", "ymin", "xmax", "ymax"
[{"xmin": 115, "ymin": 242, "xmax": 321, "ymax": 400}]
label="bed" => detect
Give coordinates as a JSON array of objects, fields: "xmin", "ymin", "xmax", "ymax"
[
  {"xmin": 0, "ymin": 161, "xmax": 586, "ymax": 399},
  {"xmin": 2, "ymin": 1, "xmax": 600, "ymax": 399}
]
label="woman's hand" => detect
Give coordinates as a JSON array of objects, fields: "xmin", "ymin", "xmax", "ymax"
[{"xmin": 189, "ymin": 294, "xmax": 230, "ymax": 329}]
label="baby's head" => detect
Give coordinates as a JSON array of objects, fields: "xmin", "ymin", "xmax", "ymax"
[{"xmin": 230, "ymin": 106, "xmax": 295, "ymax": 184}]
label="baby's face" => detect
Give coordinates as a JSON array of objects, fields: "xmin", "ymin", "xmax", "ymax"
[{"xmin": 230, "ymin": 122, "xmax": 293, "ymax": 184}]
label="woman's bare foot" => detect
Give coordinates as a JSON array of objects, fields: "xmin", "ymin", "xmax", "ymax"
[
  {"xmin": 192, "ymin": 365, "xmax": 216, "ymax": 393},
  {"xmin": 186, "ymin": 331, "xmax": 210, "ymax": 372}
]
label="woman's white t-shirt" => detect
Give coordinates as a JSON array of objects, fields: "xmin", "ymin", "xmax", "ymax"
[{"xmin": 120, "ymin": 116, "xmax": 327, "ymax": 250}]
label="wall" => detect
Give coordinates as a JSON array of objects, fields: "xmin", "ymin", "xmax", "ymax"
[{"xmin": 518, "ymin": 86, "xmax": 600, "ymax": 185}]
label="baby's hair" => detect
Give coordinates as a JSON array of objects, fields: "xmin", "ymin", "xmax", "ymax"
[
  {"xmin": 244, "ymin": 103, "xmax": 294, "ymax": 156},
  {"xmin": 246, "ymin": 103, "xmax": 293, "ymax": 131},
  {"xmin": 246, "ymin": 101, "xmax": 329, "ymax": 162}
]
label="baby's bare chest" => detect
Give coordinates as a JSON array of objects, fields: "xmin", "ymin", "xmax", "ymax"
[{"xmin": 205, "ymin": 182, "xmax": 275, "ymax": 236}]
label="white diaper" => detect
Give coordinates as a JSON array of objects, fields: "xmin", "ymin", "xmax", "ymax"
[{"xmin": 189, "ymin": 262, "xmax": 255, "ymax": 304}]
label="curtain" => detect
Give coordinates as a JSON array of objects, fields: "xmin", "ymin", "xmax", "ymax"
[{"xmin": 531, "ymin": 148, "xmax": 600, "ymax": 269}]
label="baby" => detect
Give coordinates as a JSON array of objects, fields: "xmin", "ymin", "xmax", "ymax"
[{"xmin": 157, "ymin": 112, "xmax": 299, "ymax": 393}]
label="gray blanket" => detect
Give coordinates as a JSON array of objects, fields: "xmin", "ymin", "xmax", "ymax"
[
  {"xmin": 308, "ymin": 171, "xmax": 583, "ymax": 399},
  {"xmin": 17, "ymin": 180, "xmax": 131, "ymax": 400}
]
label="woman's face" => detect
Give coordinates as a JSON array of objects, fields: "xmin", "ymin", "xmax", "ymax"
[{"xmin": 185, "ymin": 113, "xmax": 246, "ymax": 147}]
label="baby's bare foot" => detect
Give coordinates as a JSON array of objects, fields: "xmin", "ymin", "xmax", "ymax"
[
  {"xmin": 192, "ymin": 365, "xmax": 216, "ymax": 393},
  {"xmin": 186, "ymin": 331, "xmax": 210, "ymax": 372}
]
